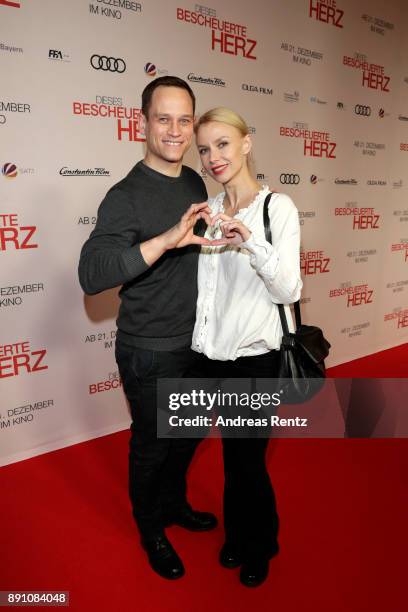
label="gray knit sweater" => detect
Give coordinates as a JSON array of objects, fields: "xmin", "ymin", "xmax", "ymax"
[{"xmin": 78, "ymin": 161, "xmax": 207, "ymax": 350}]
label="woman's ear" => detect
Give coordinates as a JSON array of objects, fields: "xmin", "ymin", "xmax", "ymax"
[{"xmin": 242, "ymin": 134, "xmax": 252, "ymax": 156}]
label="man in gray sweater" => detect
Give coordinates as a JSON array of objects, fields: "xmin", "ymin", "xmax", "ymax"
[{"xmin": 78, "ymin": 76, "xmax": 217, "ymax": 580}]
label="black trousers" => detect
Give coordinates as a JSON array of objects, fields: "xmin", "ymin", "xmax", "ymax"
[
  {"xmin": 194, "ymin": 350, "xmax": 280, "ymax": 561},
  {"xmin": 115, "ymin": 341, "xmax": 201, "ymax": 540}
]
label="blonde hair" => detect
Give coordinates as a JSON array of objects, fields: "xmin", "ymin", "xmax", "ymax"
[
  {"xmin": 195, "ymin": 107, "xmax": 254, "ymax": 170},
  {"xmin": 194, "ymin": 106, "xmax": 249, "ymax": 136}
]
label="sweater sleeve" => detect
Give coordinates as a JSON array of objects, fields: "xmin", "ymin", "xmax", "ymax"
[
  {"xmin": 240, "ymin": 193, "xmax": 303, "ymax": 304},
  {"xmin": 78, "ymin": 188, "xmax": 150, "ymax": 295}
]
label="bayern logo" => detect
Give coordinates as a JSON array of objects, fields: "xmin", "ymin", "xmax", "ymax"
[
  {"xmin": 144, "ymin": 63, "xmax": 157, "ymax": 77},
  {"xmin": 2, "ymin": 162, "xmax": 18, "ymax": 178},
  {"xmin": 310, "ymin": 175, "xmax": 317, "ymax": 184}
]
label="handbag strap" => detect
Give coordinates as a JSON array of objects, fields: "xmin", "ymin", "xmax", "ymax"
[{"xmin": 263, "ymin": 192, "xmax": 302, "ymax": 332}]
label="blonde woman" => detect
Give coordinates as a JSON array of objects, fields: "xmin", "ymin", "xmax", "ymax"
[{"xmin": 187, "ymin": 107, "xmax": 302, "ymax": 587}]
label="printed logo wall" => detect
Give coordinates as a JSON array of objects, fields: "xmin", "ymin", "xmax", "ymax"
[{"xmin": 1, "ymin": 0, "xmax": 407, "ymax": 465}]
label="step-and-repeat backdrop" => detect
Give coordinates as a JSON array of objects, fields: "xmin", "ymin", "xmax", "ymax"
[{"xmin": 1, "ymin": 0, "xmax": 407, "ymax": 465}]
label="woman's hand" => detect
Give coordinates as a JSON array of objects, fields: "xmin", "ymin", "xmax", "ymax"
[
  {"xmin": 164, "ymin": 202, "xmax": 213, "ymax": 250},
  {"xmin": 210, "ymin": 213, "xmax": 252, "ymax": 246}
]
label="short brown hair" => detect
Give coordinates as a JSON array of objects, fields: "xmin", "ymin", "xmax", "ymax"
[{"xmin": 141, "ymin": 76, "xmax": 196, "ymax": 118}]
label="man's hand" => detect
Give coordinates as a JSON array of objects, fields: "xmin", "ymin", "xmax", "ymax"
[
  {"xmin": 140, "ymin": 202, "xmax": 213, "ymax": 266},
  {"xmin": 163, "ymin": 202, "xmax": 213, "ymax": 249}
]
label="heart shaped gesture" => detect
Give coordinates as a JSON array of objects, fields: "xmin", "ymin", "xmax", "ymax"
[
  {"xmin": 164, "ymin": 202, "xmax": 212, "ymax": 249},
  {"xmin": 209, "ymin": 213, "xmax": 252, "ymax": 245},
  {"xmin": 164, "ymin": 203, "xmax": 252, "ymax": 250}
]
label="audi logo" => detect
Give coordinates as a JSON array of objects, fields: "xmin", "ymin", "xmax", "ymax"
[
  {"xmin": 354, "ymin": 104, "xmax": 371, "ymax": 116},
  {"xmin": 280, "ymin": 173, "xmax": 300, "ymax": 185},
  {"xmin": 90, "ymin": 55, "xmax": 126, "ymax": 73}
]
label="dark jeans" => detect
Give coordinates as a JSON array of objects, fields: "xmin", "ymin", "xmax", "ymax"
[
  {"xmin": 194, "ymin": 350, "xmax": 280, "ymax": 561},
  {"xmin": 115, "ymin": 341, "xmax": 201, "ymax": 540}
]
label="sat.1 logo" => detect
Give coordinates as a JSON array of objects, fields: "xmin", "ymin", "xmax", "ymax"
[
  {"xmin": 2, "ymin": 163, "xmax": 18, "ymax": 179},
  {"xmin": 144, "ymin": 63, "xmax": 157, "ymax": 77}
]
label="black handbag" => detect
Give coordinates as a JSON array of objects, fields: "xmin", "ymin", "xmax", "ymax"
[{"xmin": 263, "ymin": 192, "xmax": 331, "ymax": 403}]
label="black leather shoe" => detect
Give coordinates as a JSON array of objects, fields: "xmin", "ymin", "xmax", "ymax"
[
  {"xmin": 142, "ymin": 535, "xmax": 185, "ymax": 580},
  {"xmin": 240, "ymin": 559, "xmax": 269, "ymax": 587},
  {"xmin": 219, "ymin": 542, "xmax": 242, "ymax": 569},
  {"xmin": 164, "ymin": 508, "xmax": 218, "ymax": 531}
]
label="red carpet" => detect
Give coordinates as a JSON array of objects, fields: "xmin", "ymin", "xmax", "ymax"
[
  {"xmin": 1, "ymin": 344, "xmax": 407, "ymax": 612},
  {"xmin": 326, "ymin": 342, "xmax": 408, "ymax": 377}
]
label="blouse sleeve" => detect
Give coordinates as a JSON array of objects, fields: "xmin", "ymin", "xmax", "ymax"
[{"xmin": 240, "ymin": 193, "xmax": 302, "ymax": 304}]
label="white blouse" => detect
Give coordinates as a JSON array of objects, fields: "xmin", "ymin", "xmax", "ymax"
[{"xmin": 192, "ymin": 187, "xmax": 303, "ymax": 361}]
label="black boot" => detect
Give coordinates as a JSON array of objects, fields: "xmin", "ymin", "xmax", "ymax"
[{"xmin": 142, "ymin": 535, "xmax": 185, "ymax": 580}]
